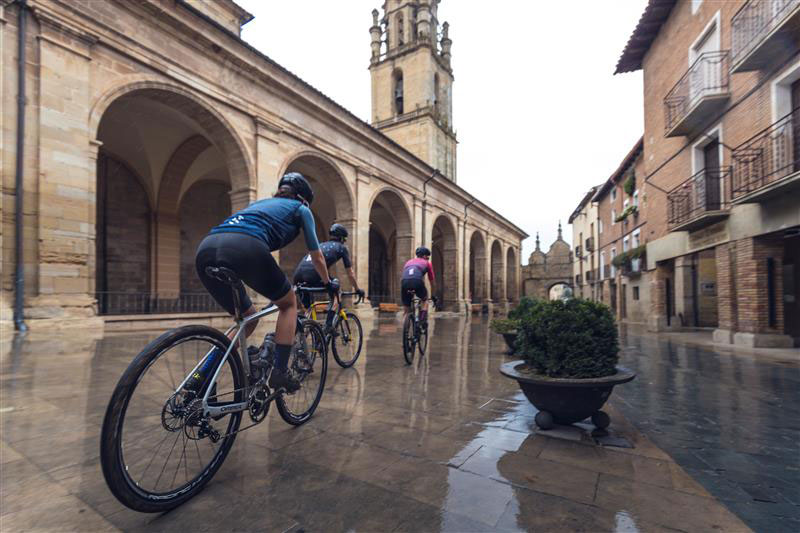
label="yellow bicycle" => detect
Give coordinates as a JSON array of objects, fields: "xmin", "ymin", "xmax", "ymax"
[{"xmin": 304, "ymin": 289, "xmax": 365, "ymax": 368}]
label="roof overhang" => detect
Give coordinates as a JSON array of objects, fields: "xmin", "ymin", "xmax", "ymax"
[{"xmin": 615, "ymin": 0, "xmax": 677, "ymax": 74}]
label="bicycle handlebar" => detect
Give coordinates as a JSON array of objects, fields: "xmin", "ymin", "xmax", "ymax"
[
  {"xmin": 295, "ymin": 286, "xmax": 364, "ymax": 304},
  {"xmin": 340, "ymin": 291, "xmax": 365, "ymax": 304}
]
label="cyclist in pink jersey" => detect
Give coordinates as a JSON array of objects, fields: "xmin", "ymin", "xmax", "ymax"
[{"xmin": 401, "ymin": 246, "xmax": 437, "ymax": 328}]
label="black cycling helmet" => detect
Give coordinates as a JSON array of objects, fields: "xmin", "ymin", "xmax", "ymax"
[
  {"xmin": 416, "ymin": 246, "xmax": 431, "ymax": 258},
  {"xmin": 329, "ymin": 223, "xmax": 348, "ymax": 240},
  {"xmin": 278, "ymin": 172, "xmax": 314, "ymax": 205}
]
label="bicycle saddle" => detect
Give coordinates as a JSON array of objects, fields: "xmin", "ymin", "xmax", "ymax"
[{"xmin": 205, "ymin": 266, "xmax": 240, "ymax": 286}]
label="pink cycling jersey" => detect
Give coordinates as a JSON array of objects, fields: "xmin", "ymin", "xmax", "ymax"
[{"xmin": 401, "ymin": 258, "xmax": 435, "ymax": 282}]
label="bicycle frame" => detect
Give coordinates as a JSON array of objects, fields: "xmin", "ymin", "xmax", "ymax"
[{"xmin": 172, "ymin": 303, "xmax": 280, "ymax": 418}]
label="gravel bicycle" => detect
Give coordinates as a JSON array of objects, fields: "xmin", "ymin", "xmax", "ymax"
[
  {"xmin": 402, "ymin": 293, "xmax": 429, "ymax": 365},
  {"xmin": 303, "ymin": 288, "xmax": 365, "ymax": 368},
  {"xmin": 100, "ymin": 267, "xmax": 327, "ymax": 513}
]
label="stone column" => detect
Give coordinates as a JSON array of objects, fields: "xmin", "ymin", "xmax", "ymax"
[
  {"xmin": 713, "ymin": 242, "xmax": 736, "ymax": 343},
  {"xmin": 355, "ymin": 169, "xmax": 372, "ymax": 301},
  {"xmin": 647, "ymin": 262, "xmax": 673, "ymax": 332},
  {"xmin": 482, "ymin": 232, "xmax": 493, "ymax": 315},
  {"xmin": 31, "ymin": 15, "xmax": 102, "ymax": 326},
  {"xmin": 456, "ymin": 218, "xmax": 468, "ymax": 314},
  {"xmin": 254, "ymin": 118, "xmax": 283, "ymax": 198},
  {"xmin": 733, "ymin": 237, "xmax": 792, "ymax": 347}
]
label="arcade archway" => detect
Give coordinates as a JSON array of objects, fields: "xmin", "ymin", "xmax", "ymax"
[
  {"xmin": 278, "ymin": 154, "xmax": 354, "ymax": 287},
  {"xmin": 368, "ymin": 189, "xmax": 412, "ymax": 304},
  {"xmin": 490, "ymin": 240, "xmax": 504, "ymax": 303},
  {"xmin": 469, "ymin": 231, "xmax": 486, "ymax": 303},
  {"xmin": 95, "ymin": 87, "xmax": 248, "ymax": 314},
  {"xmin": 431, "ymin": 214, "xmax": 458, "ymax": 311}
]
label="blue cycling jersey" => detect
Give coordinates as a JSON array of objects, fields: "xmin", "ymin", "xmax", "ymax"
[{"xmin": 210, "ymin": 197, "xmax": 320, "ymax": 252}]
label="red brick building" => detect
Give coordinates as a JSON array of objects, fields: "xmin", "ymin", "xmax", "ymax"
[{"xmin": 613, "ymin": 0, "xmax": 800, "ymax": 347}]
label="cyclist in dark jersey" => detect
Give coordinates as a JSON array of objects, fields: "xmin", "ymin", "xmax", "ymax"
[
  {"xmin": 401, "ymin": 246, "xmax": 437, "ymax": 327},
  {"xmin": 293, "ymin": 223, "xmax": 365, "ymax": 330},
  {"xmin": 195, "ymin": 172, "xmax": 338, "ymax": 392}
]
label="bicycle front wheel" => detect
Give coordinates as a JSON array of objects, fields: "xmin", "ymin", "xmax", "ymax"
[
  {"xmin": 100, "ymin": 325, "xmax": 244, "ymax": 513},
  {"xmin": 277, "ymin": 319, "xmax": 328, "ymax": 425},
  {"xmin": 402, "ymin": 314, "xmax": 416, "ymax": 365},
  {"xmin": 331, "ymin": 312, "xmax": 363, "ymax": 368}
]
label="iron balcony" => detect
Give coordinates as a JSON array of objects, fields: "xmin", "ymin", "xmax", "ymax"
[
  {"xmin": 731, "ymin": 0, "xmax": 800, "ymax": 73},
  {"xmin": 732, "ymin": 109, "xmax": 800, "ymax": 203},
  {"xmin": 664, "ymin": 51, "xmax": 731, "ymax": 137},
  {"xmin": 667, "ymin": 167, "xmax": 731, "ymax": 232}
]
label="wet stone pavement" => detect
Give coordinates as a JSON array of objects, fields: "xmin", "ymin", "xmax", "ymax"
[{"xmin": 0, "ymin": 316, "xmax": 793, "ymax": 532}]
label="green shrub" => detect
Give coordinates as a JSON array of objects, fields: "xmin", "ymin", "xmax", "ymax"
[
  {"xmin": 508, "ymin": 297, "xmax": 537, "ymax": 322},
  {"xmin": 517, "ymin": 299, "xmax": 619, "ymax": 378},
  {"xmin": 623, "ymin": 172, "xmax": 636, "ymax": 196},
  {"xmin": 490, "ymin": 318, "xmax": 518, "ymax": 334}
]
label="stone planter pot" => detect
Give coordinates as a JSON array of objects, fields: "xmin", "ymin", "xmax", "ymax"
[
  {"xmin": 501, "ymin": 332, "xmax": 518, "ymax": 355},
  {"xmin": 499, "ymin": 361, "xmax": 635, "ymax": 430}
]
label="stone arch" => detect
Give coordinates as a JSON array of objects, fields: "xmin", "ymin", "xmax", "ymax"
[
  {"xmin": 431, "ymin": 213, "xmax": 458, "ymax": 311},
  {"xmin": 95, "ymin": 82, "xmax": 251, "ymax": 311},
  {"xmin": 278, "ymin": 151, "xmax": 356, "ymax": 284},
  {"xmin": 368, "ymin": 188, "xmax": 413, "ymax": 304},
  {"xmin": 548, "ymin": 281, "xmax": 573, "ymax": 301},
  {"xmin": 506, "ymin": 246, "xmax": 518, "ymax": 304},
  {"xmin": 468, "ymin": 229, "xmax": 487, "ymax": 304},
  {"xmin": 490, "ymin": 239, "xmax": 504, "ymax": 303},
  {"xmin": 90, "ymin": 79, "xmax": 253, "ymax": 197}
]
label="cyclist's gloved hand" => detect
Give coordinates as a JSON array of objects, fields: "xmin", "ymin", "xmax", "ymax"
[{"xmin": 326, "ymin": 278, "xmax": 340, "ymax": 295}]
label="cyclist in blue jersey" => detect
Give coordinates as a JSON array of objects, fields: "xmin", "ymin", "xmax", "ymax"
[
  {"xmin": 293, "ymin": 223, "xmax": 365, "ymax": 331},
  {"xmin": 195, "ymin": 172, "xmax": 338, "ymax": 392}
]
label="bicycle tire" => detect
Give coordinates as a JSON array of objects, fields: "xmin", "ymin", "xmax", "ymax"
[
  {"xmin": 100, "ymin": 325, "xmax": 244, "ymax": 513},
  {"xmin": 331, "ymin": 312, "xmax": 363, "ymax": 368},
  {"xmin": 402, "ymin": 314, "xmax": 416, "ymax": 365},
  {"xmin": 276, "ymin": 319, "xmax": 328, "ymax": 425},
  {"xmin": 418, "ymin": 322, "xmax": 429, "ymax": 356}
]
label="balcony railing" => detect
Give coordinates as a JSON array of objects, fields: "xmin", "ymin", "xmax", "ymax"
[
  {"xmin": 664, "ymin": 51, "xmax": 731, "ymax": 136},
  {"xmin": 97, "ymin": 292, "xmax": 224, "ymax": 316},
  {"xmin": 731, "ymin": 0, "xmax": 800, "ymax": 72},
  {"xmin": 585, "ymin": 237, "xmax": 594, "ymax": 252},
  {"xmin": 667, "ymin": 167, "xmax": 731, "ymax": 230},
  {"xmin": 732, "ymin": 109, "xmax": 800, "ymax": 201}
]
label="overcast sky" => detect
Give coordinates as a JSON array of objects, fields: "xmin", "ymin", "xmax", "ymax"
[{"xmin": 237, "ymin": 0, "xmax": 647, "ymax": 262}]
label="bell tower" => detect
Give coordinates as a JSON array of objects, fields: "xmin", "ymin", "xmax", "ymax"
[{"xmin": 369, "ymin": 0, "xmax": 457, "ymax": 181}]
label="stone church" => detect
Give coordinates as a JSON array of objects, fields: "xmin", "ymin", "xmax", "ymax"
[
  {"xmin": 521, "ymin": 225, "xmax": 573, "ymax": 300},
  {"xmin": 0, "ymin": 0, "xmax": 527, "ymax": 330}
]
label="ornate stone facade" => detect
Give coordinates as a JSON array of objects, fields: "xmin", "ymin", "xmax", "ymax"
[
  {"xmin": 0, "ymin": 0, "xmax": 526, "ymax": 331},
  {"xmin": 520, "ymin": 226, "xmax": 573, "ymax": 300}
]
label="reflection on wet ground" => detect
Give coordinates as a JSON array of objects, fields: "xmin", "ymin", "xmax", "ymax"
[
  {"xmin": 615, "ymin": 328, "xmax": 800, "ymax": 532},
  {"xmin": 0, "ymin": 316, "xmax": 771, "ymax": 531}
]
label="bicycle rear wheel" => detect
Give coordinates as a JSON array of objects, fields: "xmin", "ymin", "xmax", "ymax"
[
  {"xmin": 418, "ymin": 321, "xmax": 429, "ymax": 356},
  {"xmin": 402, "ymin": 314, "xmax": 416, "ymax": 365},
  {"xmin": 100, "ymin": 325, "xmax": 243, "ymax": 513},
  {"xmin": 276, "ymin": 319, "xmax": 327, "ymax": 425},
  {"xmin": 331, "ymin": 312, "xmax": 363, "ymax": 368}
]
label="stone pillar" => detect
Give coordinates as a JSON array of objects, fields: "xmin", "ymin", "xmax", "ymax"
[
  {"xmin": 733, "ymin": 237, "xmax": 792, "ymax": 347},
  {"xmin": 30, "ymin": 15, "xmax": 102, "ymax": 326},
  {"xmin": 673, "ymin": 255, "xmax": 694, "ymax": 326},
  {"xmin": 456, "ymin": 218, "xmax": 468, "ymax": 314},
  {"xmin": 396, "ymin": 232, "xmax": 414, "ymax": 303},
  {"xmin": 254, "ymin": 118, "xmax": 282, "ymax": 198},
  {"xmin": 647, "ymin": 262, "xmax": 674, "ymax": 332},
  {"xmin": 483, "ymin": 233, "xmax": 493, "ymax": 315},
  {"xmin": 355, "ymin": 169, "xmax": 371, "ymax": 300},
  {"xmin": 713, "ymin": 242, "xmax": 736, "ymax": 344}
]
